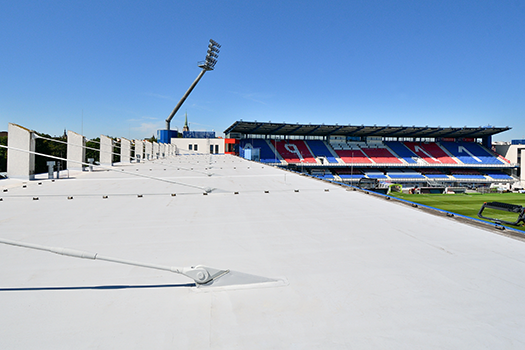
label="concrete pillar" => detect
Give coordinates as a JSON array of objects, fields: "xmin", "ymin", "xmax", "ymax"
[
  {"xmin": 120, "ymin": 138, "xmax": 131, "ymax": 163},
  {"xmin": 145, "ymin": 141, "xmax": 153, "ymax": 160},
  {"xmin": 67, "ymin": 130, "xmax": 85, "ymax": 171},
  {"xmin": 153, "ymin": 142, "xmax": 159, "ymax": 159},
  {"xmin": 134, "ymin": 140, "xmax": 143, "ymax": 162},
  {"xmin": 7, "ymin": 123, "xmax": 36, "ymax": 180},
  {"xmin": 100, "ymin": 135, "xmax": 113, "ymax": 166},
  {"xmin": 160, "ymin": 143, "xmax": 166, "ymax": 158}
]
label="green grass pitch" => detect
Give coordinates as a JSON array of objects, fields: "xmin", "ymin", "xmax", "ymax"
[{"xmin": 389, "ymin": 192, "xmax": 525, "ymax": 231}]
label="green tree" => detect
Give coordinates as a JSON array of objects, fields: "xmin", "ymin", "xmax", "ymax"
[
  {"xmin": 85, "ymin": 137, "xmax": 100, "ymax": 165},
  {"xmin": 34, "ymin": 133, "xmax": 67, "ymax": 174}
]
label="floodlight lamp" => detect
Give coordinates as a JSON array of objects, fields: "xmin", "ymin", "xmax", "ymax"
[{"xmin": 209, "ymin": 39, "xmax": 221, "ymax": 48}]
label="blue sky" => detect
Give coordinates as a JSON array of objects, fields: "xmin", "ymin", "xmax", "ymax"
[{"xmin": 1, "ymin": 0, "xmax": 524, "ymax": 141}]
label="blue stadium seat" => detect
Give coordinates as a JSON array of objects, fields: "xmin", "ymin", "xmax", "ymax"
[
  {"xmin": 385, "ymin": 142, "xmax": 417, "ymax": 164},
  {"xmin": 240, "ymin": 139, "xmax": 279, "ymax": 163},
  {"xmin": 440, "ymin": 142, "xmax": 503, "ymax": 165},
  {"xmin": 425, "ymin": 174, "xmax": 449, "ymax": 179},
  {"xmin": 306, "ymin": 140, "xmax": 338, "ymax": 163},
  {"xmin": 386, "ymin": 169, "xmax": 425, "ymax": 179},
  {"xmin": 486, "ymin": 172, "xmax": 513, "ymax": 180},
  {"xmin": 388, "ymin": 174, "xmax": 426, "ymax": 179},
  {"xmin": 339, "ymin": 174, "xmax": 364, "ymax": 179},
  {"xmin": 451, "ymin": 175, "xmax": 487, "ymax": 179}
]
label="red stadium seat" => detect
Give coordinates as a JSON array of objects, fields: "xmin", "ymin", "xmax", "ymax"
[{"xmin": 274, "ymin": 140, "xmax": 316, "ymax": 163}]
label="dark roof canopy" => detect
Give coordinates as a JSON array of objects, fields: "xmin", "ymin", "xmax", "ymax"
[{"xmin": 224, "ymin": 121, "xmax": 511, "ymax": 139}]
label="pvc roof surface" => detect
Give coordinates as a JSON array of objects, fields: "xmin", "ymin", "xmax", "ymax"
[
  {"xmin": 1, "ymin": 154, "xmax": 525, "ymax": 348},
  {"xmin": 224, "ymin": 121, "xmax": 511, "ymax": 138}
]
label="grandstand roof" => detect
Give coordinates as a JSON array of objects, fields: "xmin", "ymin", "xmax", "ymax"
[
  {"xmin": 224, "ymin": 121, "xmax": 511, "ymax": 138},
  {"xmin": 2, "ymin": 149, "xmax": 525, "ymax": 348}
]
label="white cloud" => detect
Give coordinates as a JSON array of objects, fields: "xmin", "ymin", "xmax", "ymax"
[
  {"xmin": 229, "ymin": 90, "xmax": 272, "ymax": 105},
  {"xmin": 126, "ymin": 116, "xmax": 159, "ymax": 122},
  {"xmin": 131, "ymin": 122, "xmax": 164, "ymax": 138},
  {"xmin": 144, "ymin": 92, "xmax": 176, "ymax": 101}
]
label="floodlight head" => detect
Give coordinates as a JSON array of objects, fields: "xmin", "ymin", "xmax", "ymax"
[{"xmin": 199, "ymin": 39, "xmax": 221, "ymax": 71}]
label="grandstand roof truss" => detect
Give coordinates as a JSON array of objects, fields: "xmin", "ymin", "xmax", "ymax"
[{"xmin": 224, "ymin": 121, "xmax": 511, "ymax": 139}]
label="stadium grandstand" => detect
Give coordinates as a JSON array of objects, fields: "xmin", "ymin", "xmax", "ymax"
[{"xmin": 224, "ymin": 121, "xmax": 519, "ymax": 188}]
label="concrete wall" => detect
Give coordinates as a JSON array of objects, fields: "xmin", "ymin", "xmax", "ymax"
[
  {"xmin": 7, "ymin": 123, "xmax": 35, "ymax": 180},
  {"xmin": 121, "ymin": 138, "xmax": 131, "ymax": 163},
  {"xmin": 67, "ymin": 130, "xmax": 85, "ymax": 170},
  {"xmin": 153, "ymin": 142, "xmax": 159, "ymax": 159},
  {"xmin": 100, "ymin": 135, "xmax": 113, "ymax": 166},
  {"xmin": 494, "ymin": 143, "xmax": 525, "ymax": 187},
  {"xmin": 144, "ymin": 141, "xmax": 153, "ymax": 160},
  {"xmin": 170, "ymin": 138, "xmax": 224, "ymax": 154},
  {"xmin": 134, "ymin": 140, "xmax": 144, "ymax": 162}
]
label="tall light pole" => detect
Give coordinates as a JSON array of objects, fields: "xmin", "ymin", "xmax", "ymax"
[{"xmin": 165, "ymin": 39, "xmax": 221, "ymax": 131}]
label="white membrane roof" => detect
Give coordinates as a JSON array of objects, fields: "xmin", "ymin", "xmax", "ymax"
[{"xmin": 1, "ymin": 154, "xmax": 525, "ymax": 348}]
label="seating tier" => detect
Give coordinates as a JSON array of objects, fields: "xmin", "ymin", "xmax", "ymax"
[
  {"xmin": 403, "ymin": 142, "xmax": 456, "ymax": 164},
  {"xmin": 274, "ymin": 140, "xmax": 316, "ymax": 163},
  {"xmin": 306, "ymin": 140, "xmax": 338, "ymax": 163},
  {"xmin": 334, "ymin": 150, "xmax": 372, "ymax": 164},
  {"xmin": 239, "ymin": 139, "xmax": 278, "ymax": 163},
  {"xmin": 360, "ymin": 148, "xmax": 402, "ymax": 164},
  {"xmin": 440, "ymin": 142, "xmax": 504, "ymax": 165}
]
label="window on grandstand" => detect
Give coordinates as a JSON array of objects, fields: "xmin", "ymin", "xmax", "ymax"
[{"xmin": 246, "ymin": 134, "xmax": 265, "ymax": 139}]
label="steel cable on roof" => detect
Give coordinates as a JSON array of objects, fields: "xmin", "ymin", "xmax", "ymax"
[
  {"xmin": 34, "ymin": 134, "xmax": 211, "ymax": 176},
  {"xmin": 0, "ymin": 145, "xmax": 213, "ymax": 193}
]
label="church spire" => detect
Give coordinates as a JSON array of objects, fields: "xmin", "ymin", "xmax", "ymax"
[{"xmin": 183, "ymin": 112, "xmax": 189, "ymax": 132}]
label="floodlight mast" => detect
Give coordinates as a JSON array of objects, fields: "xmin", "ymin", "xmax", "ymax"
[{"xmin": 165, "ymin": 39, "xmax": 221, "ymax": 130}]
